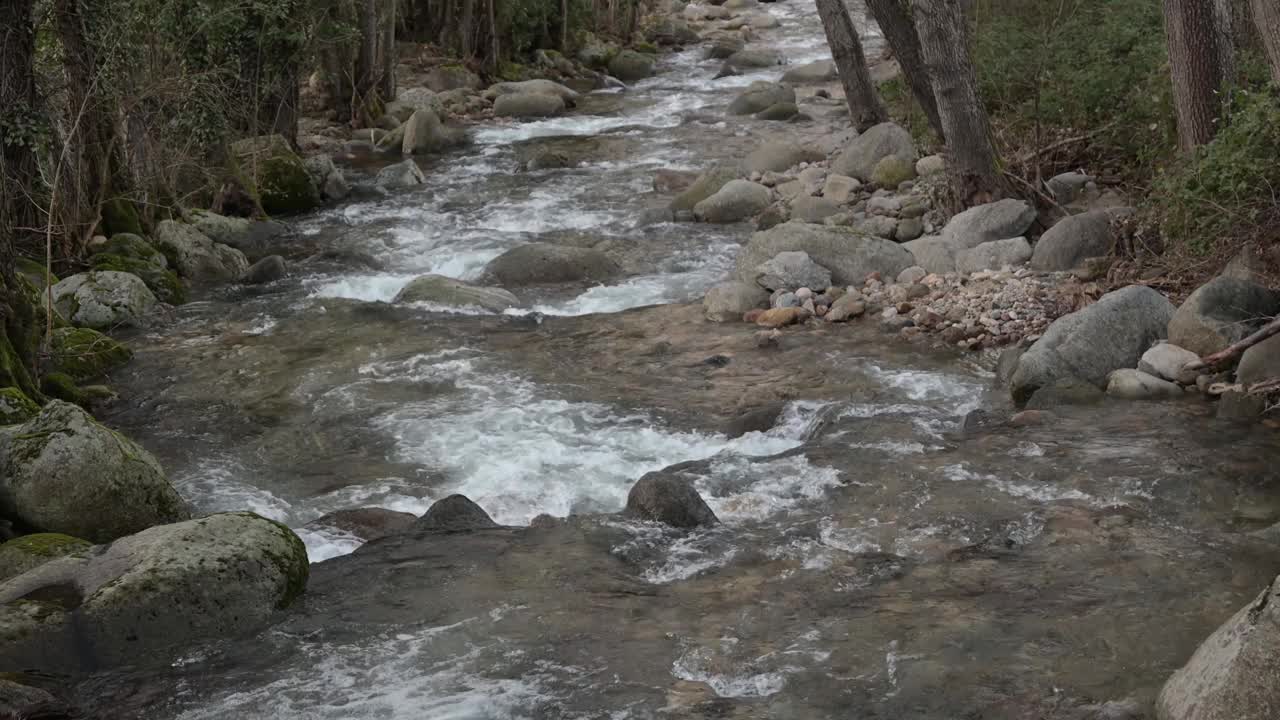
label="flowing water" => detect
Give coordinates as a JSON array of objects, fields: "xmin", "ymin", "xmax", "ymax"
[{"xmin": 82, "ymin": 2, "xmax": 1280, "ymax": 718}]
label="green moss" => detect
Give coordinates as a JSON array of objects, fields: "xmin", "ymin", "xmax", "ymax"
[
  {"xmin": 632, "ymin": 41, "xmax": 659, "ymax": 55},
  {"xmin": 0, "ymin": 387, "xmax": 39, "ymax": 425},
  {"xmin": 39, "ymin": 373, "xmax": 86, "ymax": 406},
  {"xmin": 236, "ymin": 513, "xmax": 310, "ymax": 608},
  {"xmin": 101, "ymin": 197, "xmax": 144, "ymax": 236},
  {"xmin": 48, "ymin": 327, "xmax": 132, "ymax": 382},
  {"xmin": 0, "ymin": 275, "xmax": 43, "ymax": 402},
  {"xmin": 89, "ymin": 253, "xmax": 187, "ymax": 305},
  {"xmin": 15, "ymin": 257, "xmax": 57, "ymax": 291},
  {"xmin": 97, "ymin": 233, "xmax": 164, "ymax": 264},
  {"xmin": 498, "ymin": 61, "xmax": 527, "ymax": 81},
  {"xmin": 1, "ymin": 534, "xmax": 90, "ymax": 558},
  {"xmin": 257, "ymin": 155, "xmax": 320, "ymax": 216}
]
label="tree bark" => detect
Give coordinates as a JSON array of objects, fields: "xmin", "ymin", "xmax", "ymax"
[
  {"xmin": 1252, "ymin": 0, "xmax": 1280, "ymax": 86},
  {"xmin": 1164, "ymin": 0, "xmax": 1225, "ymax": 150},
  {"xmin": 910, "ymin": 0, "xmax": 1002, "ymax": 206},
  {"xmin": 380, "ymin": 0, "xmax": 397, "ymax": 101},
  {"xmin": 460, "ymin": 0, "xmax": 475, "ymax": 57},
  {"xmin": 815, "ymin": 0, "xmax": 888, "ymax": 131},
  {"xmin": 865, "ymin": 0, "xmax": 944, "ymax": 140}
]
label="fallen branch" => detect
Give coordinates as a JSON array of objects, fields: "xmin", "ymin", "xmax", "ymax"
[
  {"xmin": 1013, "ymin": 122, "xmax": 1119, "ymax": 166},
  {"xmin": 1184, "ymin": 316, "xmax": 1280, "ymax": 373}
]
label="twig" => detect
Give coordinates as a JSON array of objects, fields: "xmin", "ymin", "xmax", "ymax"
[
  {"xmin": 1184, "ymin": 316, "xmax": 1280, "ymax": 372},
  {"xmin": 1013, "ymin": 122, "xmax": 1118, "ymax": 165}
]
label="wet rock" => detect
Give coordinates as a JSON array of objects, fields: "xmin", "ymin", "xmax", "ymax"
[
  {"xmin": 190, "ymin": 210, "xmax": 251, "ymax": 248},
  {"xmin": 47, "ymin": 271, "xmax": 157, "ymax": 330},
  {"xmin": 941, "ymin": 199, "xmax": 1037, "ymax": 249},
  {"xmin": 0, "ymin": 534, "xmax": 90, "ymax": 583},
  {"xmin": 394, "ymin": 274, "xmax": 520, "ymax": 312},
  {"xmin": 703, "ymin": 282, "xmax": 769, "ymax": 322},
  {"xmin": 753, "ymin": 251, "xmax": 832, "ymax": 291},
  {"xmin": 1030, "ymin": 210, "xmax": 1117, "ymax": 271},
  {"xmin": 822, "ymin": 174, "xmax": 861, "ymax": 204},
  {"xmin": 735, "ymin": 222, "xmax": 915, "ymax": 286},
  {"xmin": 375, "ymin": 158, "xmax": 427, "ymax": 189},
  {"xmin": 493, "ymin": 92, "xmax": 566, "ymax": 118},
  {"xmin": 0, "ymin": 512, "xmax": 308, "ymax": 673},
  {"xmin": 609, "ymin": 50, "xmax": 656, "ymax": 82},
  {"xmin": 956, "ymin": 237, "xmax": 1032, "ymax": 274},
  {"xmin": 671, "ymin": 164, "xmax": 739, "ymax": 212},
  {"xmin": 1139, "ymin": 343, "xmax": 1200, "ymax": 383},
  {"xmin": 1156, "ymin": 575, "xmax": 1280, "ymax": 720},
  {"xmin": 1106, "ymin": 369, "xmax": 1184, "ymax": 400},
  {"xmin": 791, "ymin": 196, "xmax": 841, "ymax": 224},
  {"xmin": 413, "ymin": 495, "xmax": 500, "ymax": 532},
  {"xmin": 830, "ymin": 122, "xmax": 917, "ymax": 182},
  {"xmin": 154, "ymin": 219, "xmax": 251, "ymax": 282},
  {"xmin": 721, "ymin": 403, "xmax": 785, "ymax": 437},
  {"xmin": 1009, "ymin": 409, "xmax": 1054, "ymax": 426},
  {"xmin": 485, "ymin": 79, "xmax": 579, "ymax": 103},
  {"xmin": 302, "ymin": 154, "xmax": 351, "ymax": 201},
  {"xmin": 482, "ymin": 243, "xmax": 620, "ymax": 287},
  {"xmin": 727, "ymin": 81, "xmax": 795, "ymax": 115},
  {"xmin": 756, "ymin": 306, "xmax": 809, "ymax": 328},
  {"xmin": 916, "ymin": 154, "xmax": 945, "ymax": 176},
  {"xmin": 241, "ymin": 255, "xmax": 288, "ymax": 285},
  {"xmin": 781, "ymin": 59, "xmax": 837, "ymax": 84},
  {"xmin": 1011, "ymin": 285, "xmax": 1176, "ymax": 404},
  {"xmin": 389, "ymin": 108, "xmax": 470, "ymax": 155},
  {"xmin": 749, "ymin": 11, "xmax": 780, "ymax": 28},
  {"xmin": 902, "ymin": 236, "xmax": 960, "ymax": 274},
  {"xmin": 684, "ymin": 3, "xmax": 730, "ymax": 20},
  {"xmin": 755, "ymin": 102, "xmax": 799, "ymax": 121},
  {"xmin": 0, "ymin": 679, "xmax": 74, "ymax": 719},
  {"xmin": 424, "ymin": 65, "xmax": 482, "ymax": 92},
  {"xmin": 1025, "ymin": 376, "xmax": 1106, "ymax": 409},
  {"xmin": 647, "ymin": 17, "xmax": 701, "ymax": 46},
  {"xmin": 726, "ymin": 48, "xmax": 784, "ymax": 70},
  {"xmin": 1168, "ymin": 276, "xmax": 1280, "ymax": 357},
  {"xmin": 740, "ymin": 141, "xmax": 822, "ymax": 175},
  {"xmin": 625, "ymin": 471, "xmax": 719, "ymax": 529},
  {"xmin": 825, "ymin": 294, "xmax": 866, "ymax": 322},
  {"xmin": 694, "ymin": 180, "xmax": 771, "ymax": 223},
  {"xmin": 653, "ymin": 169, "xmax": 698, "ymax": 194},
  {"xmin": 305, "ymin": 508, "xmax": 417, "ymax": 542}
]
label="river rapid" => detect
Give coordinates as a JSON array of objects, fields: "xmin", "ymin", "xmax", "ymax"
[{"xmin": 84, "ymin": 1, "xmax": 1280, "ymax": 718}]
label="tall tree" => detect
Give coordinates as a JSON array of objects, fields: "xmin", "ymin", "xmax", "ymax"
[
  {"xmin": 1163, "ymin": 0, "xmax": 1225, "ymax": 150},
  {"xmin": 1252, "ymin": 0, "xmax": 1280, "ymax": 86},
  {"xmin": 864, "ymin": 0, "xmax": 944, "ymax": 140},
  {"xmin": 814, "ymin": 0, "xmax": 888, "ymax": 131},
  {"xmin": 910, "ymin": 0, "xmax": 1002, "ymax": 206}
]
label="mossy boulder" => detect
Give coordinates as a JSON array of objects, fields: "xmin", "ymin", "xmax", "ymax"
[
  {"xmin": 0, "ymin": 401, "xmax": 190, "ymax": 543},
  {"xmin": 14, "ymin": 258, "xmax": 56, "ymax": 291},
  {"xmin": 870, "ymin": 155, "xmax": 917, "ymax": 188},
  {"xmin": 47, "ymin": 271, "xmax": 158, "ymax": 329},
  {"xmin": 230, "ymin": 134, "xmax": 320, "ymax": 216},
  {"xmin": 88, "ymin": 238, "xmax": 186, "ymax": 305},
  {"xmin": 47, "ymin": 327, "xmax": 132, "ymax": 382},
  {"xmin": 0, "ymin": 388, "xmax": 38, "ymax": 425},
  {"xmin": 153, "ymin": 220, "xmax": 249, "ymax": 284},
  {"xmin": 0, "ymin": 512, "xmax": 308, "ymax": 673},
  {"xmin": 608, "ymin": 50, "xmax": 656, "ymax": 82},
  {"xmin": 0, "ymin": 534, "xmax": 90, "ymax": 583},
  {"xmin": 100, "ymin": 197, "xmax": 143, "ymax": 236},
  {"xmin": 38, "ymin": 372, "xmax": 86, "ymax": 405},
  {"xmin": 96, "ymin": 233, "xmax": 167, "ymax": 268}
]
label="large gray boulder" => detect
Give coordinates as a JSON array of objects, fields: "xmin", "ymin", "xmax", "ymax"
[
  {"xmin": 941, "ymin": 199, "xmax": 1037, "ymax": 249},
  {"xmin": 388, "ymin": 87, "xmax": 445, "ymax": 120},
  {"xmin": 754, "ymin": 251, "xmax": 832, "ymax": 291},
  {"xmin": 191, "ymin": 210, "xmax": 251, "ymax": 247},
  {"xmin": 703, "ymin": 282, "xmax": 769, "ymax": 322},
  {"xmin": 1030, "ymin": 210, "xmax": 1116, "ymax": 271},
  {"xmin": 0, "ymin": 512, "xmax": 308, "ymax": 673},
  {"xmin": 485, "ymin": 79, "xmax": 579, "ymax": 102},
  {"xmin": 956, "ymin": 237, "xmax": 1032, "ymax": 274},
  {"xmin": 726, "ymin": 48, "xmax": 784, "ymax": 70},
  {"xmin": 740, "ymin": 141, "xmax": 823, "ymax": 175},
  {"xmin": 154, "ymin": 220, "xmax": 250, "ymax": 282},
  {"xmin": 48, "ymin": 271, "xmax": 157, "ymax": 329},
  {"xmin": 830, "ymin": 122, "xmax": 916, "ymax": 181},
  {"xmin": 671, "ymin": 165, "xmax": 739, "ymax": 212},
  {"xmin": 1156, "ymin": 576, "xmax": 1280, "ymax": 720},
  {"xmin": 1010, "ymin": 285, "xmax": 1177, "ymax": 404},
  {"xmin": 781, "ymin": 59, "xmax": 837, "ymax": 84},
  {"xmin": 302, "ymin": 154, "xmax": 351, "ymax": 201},
  {"xmin": 693, "ymin": 180, "xmax": 771, "ymax": 223},
  {"xmin": 0, "ymin": 401, "xmax": 190, "ymax": 543},
  {"xmin": 625, "ymin": 470, "xmax": 719, "ymax": 529},
  {"xmin": 393, "ymin": 274, "xmax": 519, "ymax": 312},
  {"xmin": 727, "ymin": 81, "xmax": 795, "ymax": 116},
  {"xmin": 791, "ymin": 196, "xmax": 841, "ymax": 224},
  {"xmin": 482, "ymin": 243, "xmax": 620, "ymax": 286},
  {"xmin": 902, "ymin": 236, "xmax": 960, "ymax": 275},
  {"xmin": 735, "ymin": 222, "xmax": 915, "ymax": 286},
  {"xmin": 608, "ymin": 50, "xmax": 655, "ymax": 82},
  {"xmin": 493, "ymin": 92, "xmax": 566, "ymax": 118},
  {"xmin": 1168, "ymin": 277, "xmax": 1280, "ymax": 357},
  {"xmin": 383, "ymin": 108, "xmax": 470, "ymax": 155}
]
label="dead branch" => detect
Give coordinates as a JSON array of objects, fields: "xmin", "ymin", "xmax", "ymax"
[
  {"xmin": 1184, "ymin": 316, "xmax": 1280, "ymax": 373},
  {"xmin": 1012, "ymin": 122, "xmax": 1118, "ymax": 165}
]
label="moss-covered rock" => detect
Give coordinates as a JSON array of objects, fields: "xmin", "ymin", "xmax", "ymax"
[
  {"xmin": 870, "ymin": 155, "xmax": 917, "ymax": 188},
  {"xmin": 88, "ymin": 253, "xmax": 187, "ymax": 305},
  {"xmin": 100, "ymin": 197, "xmax": 144, "ymax": 236},
  {"xmin": 0, "ymin": 388, "xmax": 38, "ymax": 425},
  {"xmin": 152, "ymin": 220, "xmax": 250, "ymax": 284},
  {"xmin": 96, "ymin": 233, "xmax": 167, "ymax": 267},
  {"xmin": 47, "ymin": 271, "xmax": 158, "ymax": 329},
  {"xmin": 14, "ymin": 258, "xmax": 56, "ymax": 291},
  {"xmin": 39, "ymin": 372, "xmax": 85, "ymax": 405},
  {"xmin": 230, "ymin": 134, "xmax": 321, "ymax": 217},
  {"xmin": 0, "ymin": 275, "xmax": 45, "ymax": 402},
  {"xmin": 47, "ymin": 327, "xmax": 132, "ymax": 382},
  {"xmin": 0, "ymin": 534, "xmax": 90, "ymax": 583}
]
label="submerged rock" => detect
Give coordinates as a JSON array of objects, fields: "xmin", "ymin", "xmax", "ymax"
[
  {"xmin": 375, "ymin": 159, "xmax": 427, "ymax": 189},
  {"xmin": 0, "ymin": 512, "xmax": 308, "ymax": 673},
  {"xmin": 305, "ymin": 508, "xmax": 417, "ymax": 542},
  {"xmin": 47, "ymin": 270, "xmax": 157, "ymax": 330},
  {"xmin": 413, "ymin": 495, "xmax": 500, "ymax": 532},
  {"xmin": 393, "ymin": 274, "xmax": 519, "ymax": 312},
  {"xmin": 625, "ymin": 469, "xmax": 719, "ymax": 529},
  {"xmin": 482, "ymin": 242, "xmax": 620, "ymax": 286}
]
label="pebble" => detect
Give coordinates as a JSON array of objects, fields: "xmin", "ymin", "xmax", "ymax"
[{"xmin": 795, "ymin": 287, "xmax": 814, "ymax": 301}]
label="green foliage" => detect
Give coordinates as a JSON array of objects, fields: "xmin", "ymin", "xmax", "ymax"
[{"xmin": 1150, "ymin": 91, "xmax": 1280, "ymax": 254}]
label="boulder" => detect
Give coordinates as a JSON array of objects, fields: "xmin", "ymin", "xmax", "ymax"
[
  {"xmin": 485, "ymin": 79, "xmax": 579, "ymax": 102},
  {"xmin": 625, "ymin": 470, "xmax": 719, "ymax": 529},
  {"xmin": 735, "ymin": 222, "xmax": 915, "ymax": 286},
  {"xmin": 305, "ymin": 508, "xmax": 416, "ymax": 542},
  {"xmin": 781, "ymin": 59, "xmax": 837, "ymax": 84},
  {"xmin": 424, "ymin": 65, "xmax": 482, "ymax": 92},
  {"xmin": 822, "ymin": 174, "xmax": 861, "ymax": 204},
  {"xmin": 0, "ymin": 534, "xmax": 90, "ymax": 583},
  {"xmin": 1167, "ymin": 277, "xmax": 1280, "ymax": 357},
  {"xmin": 749, "ymin": 12, "xmax": 781, "ymax": 28},
  {"xmin": 1010, "ymin": 285, "xmax": 1177, "ymax": 403},
  {"xmin": 870, "ymin": 155, "xmax": 916, "ymax": 188},
  {"xmin": 941, "ymin": 199, "xmax": 1037, "ymax": 249},
  {"xmin": 647, "ymin": 17, "xmax": 700, "ymax": 46},
  {"xmin": 0, "ymin": 389, "xmax": 38, "ymax": 425},
  {"xmin": 388, "ymin": 87, "xmax": 446, "ymax": 120},
  {"xmin": 482, "ymin": 243, "xmax": 620, "ymax": 286},
  {"xmin": 754, "ymin": 251, "xmax": 832, "ymax": 291},
  {"xmin": 1030, "ymin": 210, "xmax": 1116, "ymax": 271},
  {"xmin": 830, "ymin": 122, "xmax": 916, "ymax": 181},
  {"xmin": 230, "ymin": 134, "xmax": 320, "ymax": 216},
  {"xmin": 1046, "ymin": 172, "xmax": 1094, "ymax": 205},
  {"xmin": 187, "ymin": 212, "xmax": 286, "ymax": 261},
  {"xmin": 740, "ymin": 141, "xmax": 822, "ymax": 175},
  {"xmin": 578, "ymin": 36, "xmax": 620, "ymax": 67},
  {"xmin": 48, "ymin": 271, "xmax": 157, "ymax": 330},
  {"xmin": 241, "ymin": 255, "xmax": 288, "ymax": 285},
  {"xmin": 726, "ymin": 48, "xmax": 784, "ymax": 70},
  {"xmin": 393, "ymin": 274, "xmax": 520, "ymax": 312},
  {"xmin": 727, "ymin": 81, "xmax": 795, "ymax": 116},
  {"xmin": 608, "ymin": 50, "xmax": 655, "ymax": 82},
  {"xmin": 1218, "ymin": 333, "xmax": 1280, "ymax": 419},
  {"xmin": 902, "ymin": 236, "xmax": 960, "ymax": 274},
  {"xmin": 0, "ymin": 401, "xmax": 190, "ymax": 542},
  {"xmin": 704, "ymin": 282, "xmax": 769, "ymax": 322},
  {"xmin": 388, "ymin": 108, "xmax": 470, "ymax": 155},
  {"xmin": 376, "ymin": 159, "xmax": 427, "ymax": 189},
  {"xmin": 0, "ymin": 512, "xmax": 307, "ymax": 673},
  {"xmin": 790, "ymin": 196, "xmax": 841, "ymax": 224},
  {"xmin": 706, "ymin": 32, "xmax": 747, "ymax": 60},
  {"xmin": 825, "ymin": 293, "xmax": 866, "ymax": 322},
  {"xmin": 191, "ymin": 211, "xmax": 251, "ymax": 248},
  {"xmin": 896, "ymin": 217, "xmax": 925, "ymax": 242},
  {"xmin": 915, "ymin": 154, "xmax": 945, "ymax": 177},
  {"xmin": 1106, "ymin": 369, "xmax": 1184, "ymax": 400},
  {"xmin": 413, "ymin": 495, "xmax": 499, "ymax": 532},
  {"xmin": 493, "ymin": 92, "xmax": 566, "ymax": 118},
  {"xmin": 755, "ymin": 102, "xmax": 799, "ymax": 121},
  {"xmin": 1139, "ymin": 343, "xmax": 1201, "ymax": 383},
  {"xmin": 302, "ymin": 154, "xmax": 351, "ymax": 201},
  {"xmin": 956, "ymin": 237, "xmax": 1032, "ymax": 274},
  {"xmin": 0, "ymin": 678, "xmax": 74, "ymax": 718},
  {"xmin": 671, "ymin": 165, "xmax": 739, "ymax": 212},
  {"xmin": 46, "ymin": 327, "xmax": 131, "ymax": 382},
  {"xmin": 1156, "ymin": 576, "xmax": 1280, "ymax": 720},
  {"xmin": 154, "ymin": 220, "xmax": 250, "ymax": 283},
  {"xmin": 693, "ymin": 180, "xmax": 771, "ymax": 223},
  {"xmin": 684, "ymin": 3, "xmax": 729, "ymax": 20}
]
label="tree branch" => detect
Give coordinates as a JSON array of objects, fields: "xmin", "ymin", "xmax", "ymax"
[{"xmin": 1184, "ymin": 316, "xmax": 1280, "ymax": 372}]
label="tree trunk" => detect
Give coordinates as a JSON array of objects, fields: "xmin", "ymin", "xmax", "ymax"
[
  {"xmin": 1164, "ymin": 0, "xmax": 1225, "ymax": 150},
  {"xmin": 910, "ymin": 0, "xmax": 1002, "ymax": 206},
  {"xmin": 488, "ymin": 0, "xmax": 499, "ymax": 73},
  {"xmin": 460, "ymin": 0, "xmax": 476, "ymax": 57},
  {"xmin": 1252, "ymin": 0, "xmax": 1280, "ymax": 86},
  {"xmin": 560, "ymin": 0, "xmax": 569, "ymax": 50},
  {"xmin": 865, "ymin": 0, "xmax": 944, "ymax": 140},
  {"xmin": 53, "ymin": 0, "xmax": 112, "ymax": 247},
  {"xmin": 356, "ymin": 0, "xmax": 380, "ymax": 120},
  {"xmin": 815, "ymin": 0, "xmax": 888, "ymax": 131},
  {"xmin": 380, "ymin": 0, "xmax": 397, "ymax": 101}
]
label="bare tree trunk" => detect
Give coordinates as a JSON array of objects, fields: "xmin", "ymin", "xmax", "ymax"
[
  {"xmin": 356, "ymin": 0, "xmax": 379, "ymax": 120},
  {"xmin": 380, "ymin": 0, "xmax": 397, "ymax": 101},
  {"xmin": 488, "ymin": 0, "xmax": 499, "ymax": 73},
  {"xmin": 1164, "ymin": 0, "xmax": 1225, "ymax": 150},
  {"xmin": 865, "ymin": 0, "xmax": 944, "ymax": 140},
  {"xmin": 460, "ymin": 0, "xmax": 475, "ymax": 57},
  {"xmin": 815, "ymin": 0, "xmax": 888, "ymax": 131},
  {"xmin": 910, "ymin": 0, "xmax": 1002, "ymax": 206},
  {"xmin": 1252, "ymin": 0, "xmax": 1280, "ymax": 86},
  {"xmin": 1213, "ymin": 0, "xmax": 1242, "ymax": 87},
  {"xmin": 53, "ymin": 0, "xmax": 112, "ymax": 245},
  {"xmin": 560, "ymin": 0, "xmax": 569, "ymax": 50}
]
